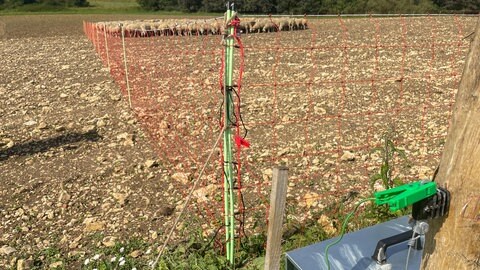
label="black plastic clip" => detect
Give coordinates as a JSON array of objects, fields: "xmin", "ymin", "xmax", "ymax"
[{"xmin": 412, "ymin": 187, "xmax": 450, "ymax": 220}]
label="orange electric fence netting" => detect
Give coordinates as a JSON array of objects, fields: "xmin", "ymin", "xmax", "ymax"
[{"xmin": 84, "ymin": 15, "xmax": 478, "ymax": 251}]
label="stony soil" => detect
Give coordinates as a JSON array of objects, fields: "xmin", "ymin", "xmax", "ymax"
[
  {"xmin": 0, "ymin": 14, "xmax": 478, "ymax": 269},
  {"xmin": 0, "ymin": 14, "xmax": 185, "ymax": 269}
]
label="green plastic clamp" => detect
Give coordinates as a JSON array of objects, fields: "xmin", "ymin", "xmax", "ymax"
[{"xmin": 374, "ymin": 181, "xmax": 438, "ymax": 212}]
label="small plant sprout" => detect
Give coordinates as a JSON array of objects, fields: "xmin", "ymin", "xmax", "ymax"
[{"xmin": 370, "ymin": 131, "xmax": 407, "ymax": 191}]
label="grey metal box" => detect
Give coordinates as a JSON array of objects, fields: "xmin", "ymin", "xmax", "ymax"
[{"xmin": 285, "ymin": 216, "xmax": 423, "ymax": 270}]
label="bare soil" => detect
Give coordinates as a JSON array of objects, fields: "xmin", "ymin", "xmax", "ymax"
[
  {"xmin": 0, "ymin": 14, "xmax": 183, "ymax": 268},
  {"xmin": 0, "ymin": 14, "xmax": 478, "ymax": 268}
]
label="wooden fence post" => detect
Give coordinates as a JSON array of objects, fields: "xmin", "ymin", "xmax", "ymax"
[{"xmin": 265, "ymin": 166, "xmax": 289, "ymax": 270}]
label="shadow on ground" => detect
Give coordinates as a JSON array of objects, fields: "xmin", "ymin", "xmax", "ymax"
[{"xmin": 0, "ymin": 130, "xmax": 102, "ymax": 161}]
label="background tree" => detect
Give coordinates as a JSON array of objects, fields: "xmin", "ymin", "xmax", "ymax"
[
  {"xmin": 1, "ymin": 0, "xmax": 477, "ymax": 12},
  {"xmin": 202, "ymin": 0, "xmax": 228, "ymax": 12},
  {"xmin": 276, "ymin": 0, "xmax": 298, "ymax": 14},
  {"xmin": 434, "ymin": 0, "xmax": 479, "ymax": 13},
  {"xmin": 137, "ymin": 0, "xmax": 161, "ymax": 11},
  {"xmin": 2, "ymin": 0, "xmax": 35, "ymax": 8},
  {"xmin": 178, "ymin": 0, "xmax": 201, "ymax": 12},
  {"xmin": 241, "ymin": 0, "xmax": 276, "ymax": 14},
  {"xmin": 71, "ymin": 0, "xmax": 88, "ymax": 7}
]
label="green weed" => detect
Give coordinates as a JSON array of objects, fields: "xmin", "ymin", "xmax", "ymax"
[{"xmin": 370, "ymin": 131, "xmax": 407, "ymax": 190}]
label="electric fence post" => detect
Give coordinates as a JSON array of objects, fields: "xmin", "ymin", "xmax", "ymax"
[{"xmin": 223, "ymin": 2, "xmax": 236, "ymax": 266}]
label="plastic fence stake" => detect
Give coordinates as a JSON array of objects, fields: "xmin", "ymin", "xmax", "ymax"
[
  {"xmin": 95, "ymin": 24, "xmax": 100, "ymax": 54},
  {"xmin": 103, "ymin": 23, "xmax": 110, "ymax": 69},
  {"xmin": 223, "ymin": 5, "xmax": 236, "ymax": 266},
  {"xmin": 120, "ymin": 23, "xmax": 132, "ymax": 108}
]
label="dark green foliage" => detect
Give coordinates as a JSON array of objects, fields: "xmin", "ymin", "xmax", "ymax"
[
  {"xmin": 136, "ymin": 0, "xmax": 185, "ymax": 11},
  {"xmin": 201, "ymin": 0, "xmax": 225, "ymax": 12},
  {"xmin": 1, "ymin": 0, "xmax": 477, "ymax": 13},
  {"xmin": 0, "ymin": 0, "xmax": 89, "ymax": 8},
  {"xmin": 276, "ymin": 0, "xmax": 298, "ymax": 14},
  {"xmin": 435, "ymin": 0, "xmax": 480, "ymax": 12},
  {"xmin": 156, "ymin": 234, "xmax": 268, "ymax": 269},
  {"xmin": 2, "ymin": 0, "xmax": 35, "ymax": 8},
  {"xmin": 41, "ymin": 0, "xmax": 63, "ymax": 6},
  {"xmin": 178, "ymin": 0, "xmax": 202, "ymax": 12},
  {"xmin": 72, "ymin": 0, "xmax": 88, "ymax": 7},
  {"xmin": 240, "ymin": 0, "xmax": 277, "ymax": 13},
  {"xmin": 136, "ymin": 0, "xmax": 160, "ymax": 10}
]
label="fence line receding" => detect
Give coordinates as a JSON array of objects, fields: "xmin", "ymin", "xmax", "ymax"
[{"xmin": 84, "ymin": 14, "xmax": 479, "ymax": 256}]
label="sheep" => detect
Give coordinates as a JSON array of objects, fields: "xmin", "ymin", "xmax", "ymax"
[
  {"xmin": 251, "ymin": 19, "xmax": 267, "ymax": 33},
  {"xmin": 196, "ymin": 20, "xmax": 208, "ymax": 35},
  {"xmin": 238, "ymin": 20, "xmax": 248, "ymax": 33},
  {"xmin": 152, "ymin": 21, "xmax": 165, "ymax": 36},
  {"xmin": 191, "ymin": 21, "xmax": 202, "ymax": 35},
  {"xmin": 168, "ymin": 23, "xmax": 176, "ymax": 36},
  {"xmin": 180, "ymin": 22, "xmax": 190, "ymax": 36},
  {"xmin": 239, "ymin": 17, "xmax": 254, "ymax": 34},
  {"xmin": 159, "ymin": 22, "xmax": 170, "ymax": 36},
  {"xmin": 124, "ymin": 23, "xmax": 141, "ymax": 37},
  {"xmin": 214, "ymin": 18, "xmax": 232, "ymax": 35},
  {"xmin": 288, "ymin": 18, "xmax": 298, "ymax": 31},
  {"xmin": 299, "ymin": 17, "xmax": 308, "ymax": 30},
  {"xmin": 262, "ymin": 20, "xmax": 277, "ymax": 33},
  {"xmin": 277, "ymin": 18, "xmax": 289, "ymax": 31},
  {"xmin": 107, "ymin": 23, "xmax": 121, "ymax": 37},
  {"xmin": 92, "ymin": 16, "xmax": 309, "ymax": 39},
  {"xmin": 248, "ymin": 18, "xmax": 257, "ymax": 33},
  {"xmin": 139, "ymin": 23, "xmax": 152, "ymax": 37},
  {"xmin": 173, "ymin": 23, "xmax": 181, "ymax": 36}
]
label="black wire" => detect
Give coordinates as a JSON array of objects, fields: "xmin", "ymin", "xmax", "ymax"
[
  {"xmin": 237, "ymin": 189, "xmax": 248, "ymax": 239},
  {"xmin": 219, "ymin": 86, "xmax": 239, "ymax": 128},
  {"xmin": 199, "ymin": 222, "xmax": 224, "ymax": 254},
  {"xmin": 222, "ymin": 162, "xmax": 248, "ymax": 241},
  {"xmin": 230, "ymin": 94, "xmax": 239, "ymax": 127},
  {"xmin": 231, "ymin": 87, "xmax": 248, "ymax": 139},
  {"xmin": 218, "ymin": 76, "xmax": 249, "ymax": 243},
  {"xmin": 220, "ymin": 84, "xmax": 248, "ymax": 140},
  {"xmin": 230, "ymin": 162, "xmax": 248, "ymax": 239}
]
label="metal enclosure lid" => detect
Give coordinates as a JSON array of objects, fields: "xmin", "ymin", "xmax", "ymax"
[{"xmin": 285, "ymin": 216, "xmax": 424, "ymax": 270}]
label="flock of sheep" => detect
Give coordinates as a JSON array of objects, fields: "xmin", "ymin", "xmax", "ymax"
[{"xmin": 95, "ymin": 17, "xmax": 308, "ymax": 37}]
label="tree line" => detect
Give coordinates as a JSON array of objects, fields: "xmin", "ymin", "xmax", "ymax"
[
  {"xmin": 1, "ymin": 0, "xmax": 477, "ymax": 13},
  {"xmin": 0, "ymin": 0, "xmax": 89, "ymax": 8},
  {"xmin": 138, "ymin": 0, "xmax": 479, "ymax": 14}
]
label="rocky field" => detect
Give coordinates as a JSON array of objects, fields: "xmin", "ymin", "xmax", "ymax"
[
  {"xmin": 0, "ymin": 14, "xmax": 478, "ymax": 269},
  {"xmin": 0, "ymin": 14, "xmax": 188, "ymax": 269}
]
